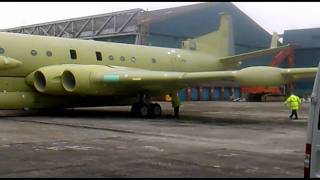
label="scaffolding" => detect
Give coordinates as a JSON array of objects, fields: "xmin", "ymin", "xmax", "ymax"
[
  {"xmin": 1, "ymin": 9, "xmax": 145, "ymax": 42},
  {"xmin": 136, "ymin": 10, "xmax": 150, "ymax": 45}
]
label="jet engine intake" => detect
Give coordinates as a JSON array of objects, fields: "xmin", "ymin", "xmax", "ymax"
[
  {"xmin": 61, "ymin": 70, "xmax": 76, "ymax": 92},
  {"xmin": 61, "ymin": 65, "xmax": 115, "ymax": 96},
  {"xmin": 30, "ymin": 65, "xmax": 74, "ymax": 95}
]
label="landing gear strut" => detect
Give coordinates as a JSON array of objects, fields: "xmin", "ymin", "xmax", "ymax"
[{"xmin": 131, "ymin": 94, "xmax": 162, "ymax": 118}]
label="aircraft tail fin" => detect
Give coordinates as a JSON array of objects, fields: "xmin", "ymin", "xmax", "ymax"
[
  {"xmin": 181, "ymin": 13, "xmax": 235, "ymax": 57},
  {"xmin": 270, "ymin": 32, "xmax": 279, "ymax": 48}
]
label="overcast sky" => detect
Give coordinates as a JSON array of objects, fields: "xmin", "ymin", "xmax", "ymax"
[{"xmin": 1, "ymin": 2, "xmax": 320, "ymax": 34}]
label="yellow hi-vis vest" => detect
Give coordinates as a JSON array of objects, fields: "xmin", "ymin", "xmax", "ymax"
[
  {"xmin": 171, "ymin": 95, "xmax": 181, "ymax": 108},
  {"xmin": 285, "ymin": 94, "xmax": 301, "ymax": 110}
]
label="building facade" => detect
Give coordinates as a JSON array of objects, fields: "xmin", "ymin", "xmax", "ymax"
[{"xmin": 283, "ymin": 28, "xmax": 320, "ymax": 97}]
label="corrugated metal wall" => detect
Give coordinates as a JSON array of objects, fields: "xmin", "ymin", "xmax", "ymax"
[
  {"xmin": 177, "ymin": 87, "xmax": 241, "ymax": 102},
  {"xmin": 93, "ymin": 35, "xmax": 137, "ymax": 44},
  {"xmin": 283, "ymin": 28, "xmax": 320, "ymax": 49},
  {"xmin": 147, "ymin": 2, "xmax": 272, "ymax": 66},
  {"xmin": 283, "ymin": 28, "xmax": 320, "ymax": 96}
]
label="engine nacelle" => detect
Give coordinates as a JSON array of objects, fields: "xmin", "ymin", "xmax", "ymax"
[
  {"xmin": 61, "ymin": 65, "xmax": 115, "ymax": 96},
  {"xmin": 234, "ymin": 66, "xmax": 286, "ymax": 86},
  {"xmin": 26, "ymin": 65, "xmax": 74, "ymax": 95}
]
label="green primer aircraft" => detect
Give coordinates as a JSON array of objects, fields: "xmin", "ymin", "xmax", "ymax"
[{"xmin": 0, "ymin": 13, "xmax": 316, "ymax": 117}]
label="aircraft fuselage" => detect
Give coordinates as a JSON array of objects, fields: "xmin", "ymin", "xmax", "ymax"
[
  {"xmin": 0, "ymin": 32, "xmax": 231, "ymax": 110},
  {"xmin": 0, "ymin": 32, "xmax": 228, "ymax": 77}
]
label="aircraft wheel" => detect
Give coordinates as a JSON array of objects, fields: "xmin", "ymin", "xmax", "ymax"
[
  {"xmin": 137, "ymin": 103, "xmax": 150, "ymax": 118},
  {"xmin": 150, "ymin": 103, "xmax": 162, "ymax": 118}
]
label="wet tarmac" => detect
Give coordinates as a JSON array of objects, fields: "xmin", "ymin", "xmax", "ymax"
[{"xmin": 0, "ymin": 101, "xmax": 309, "ymax": 177}]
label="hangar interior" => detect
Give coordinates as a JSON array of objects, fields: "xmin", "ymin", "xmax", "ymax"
[{"xmin": 2, "ymin": 2, "xmax": 316, "ymax": 101}]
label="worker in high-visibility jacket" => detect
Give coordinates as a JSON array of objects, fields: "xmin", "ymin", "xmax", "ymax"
[
  {"xmin": 284, "ymin": 93, "xmax": 302, "ymax": 120},
  {"xmin": 169, "ymin": 93, "xmax": 181, "ymax": 118}
]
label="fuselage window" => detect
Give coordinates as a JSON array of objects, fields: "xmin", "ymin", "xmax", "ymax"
[
  {"xmin": 31, "ymin": 50, "xmax": 37, "ymax": 56},
  {"xmin": 131, "ymin": 57, "xmax": 136, "ymax": 63},
  {"xmin": 46, "ymin": 51, "xmax": 53, "ymax": 57},
  {"xmin": 70, "ymin": 49, "xmax": 77, "ymax": 60},
  {"xmin": 0, "ymin": 48, "xmax": 5, "ymax": 54},
  {"xmin": 108, "ymin": 55, "xmax": 114, "ymax": 60},
  {"xmin": 96, "ymin": 51, "xmax": 102, "ymax": 61},
  {"xmin": 152, "ymin": 58, "xmax": 156, "ymax": 63},
  {"xmin": 120, "ymin": 56, "xmax": 125, "ymax": 61}
]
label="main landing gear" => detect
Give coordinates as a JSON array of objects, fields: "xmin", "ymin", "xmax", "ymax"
[{"xmin": 131, "ymin": 94, "xmax": 162, "ymax": 118}]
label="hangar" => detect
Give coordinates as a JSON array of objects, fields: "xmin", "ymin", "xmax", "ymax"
[
  {"xmin": 283, "ymin": 28, "xmax": 320, "ymax": 96},
  {"xmin": 2, "ymin": 2, "xmax": 309, "ymax": 101}
]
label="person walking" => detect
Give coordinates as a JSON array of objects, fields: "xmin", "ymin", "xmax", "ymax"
[
  {"xmin": 284, "ymin": 93, "xmax": 302, "ymax": 120},
  {"xmin": 169, "ymin": 93, "xmax": 181, "ymax": 118}
]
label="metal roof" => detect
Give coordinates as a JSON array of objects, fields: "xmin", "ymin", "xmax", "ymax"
[
  {"xmin": 283, "ymin": 28, "xmax": 320, "ymax": 49},
  {"xmin": 1, "ymin": 8, "xmax": 145, "ymax": 39}
]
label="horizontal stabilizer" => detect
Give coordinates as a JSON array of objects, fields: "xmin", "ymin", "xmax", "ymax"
[{"xmin": 219, "ymin": 44, "xmax": 293, "ymax": 67}]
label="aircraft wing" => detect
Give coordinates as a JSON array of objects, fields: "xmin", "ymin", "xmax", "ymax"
[
  {"xmin": 98, "ymin": 66, "xmax": 317, "ymax": 86},
  {"xmin": 101, "ymin": 69, "xmax": 234, "ymax": 86},
  {"xmin": 219, "ymin": 44, "xmax": 293, "ymax": 66},
  {"xmin": 85, "ymin": 66, "xmax": 236, "ymax": 95},
  {"xmin": 28, "ymin": 65, "xmax": 317, "ymax": 96},
  {"xmin": 281, "ymin": 68, "xmax": 318, "ymax": 80},
  {"xmin": 89, "ymin": 65, "xmax": 317, "ymax": 95}
]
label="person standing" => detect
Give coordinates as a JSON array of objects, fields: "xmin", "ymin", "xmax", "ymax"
[
  {"xmin": 169, "ymin": 93, "xmax": 181, "ymax": 118},
  {"xmin": 284, "ymin": 93, "xmax": 302, "ymax": 120}
]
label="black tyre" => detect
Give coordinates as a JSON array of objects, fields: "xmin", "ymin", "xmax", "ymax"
[
  {"xmin": 150, "ymin": 103, "xmax": 162, "ymax": 118},
  {"xmin": 138, "ymin": 103, "xmax": 150, "ymax": 118}
]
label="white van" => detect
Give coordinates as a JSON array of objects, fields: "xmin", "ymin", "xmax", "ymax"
[{"xmin": 305, "ymin": 63, "xmax": 320, "ymax": 178}]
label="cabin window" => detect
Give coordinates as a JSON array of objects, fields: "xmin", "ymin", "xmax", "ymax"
[
  {"xmin": 120, "ymin": 56, "xmax": 125, "ymax": 61},
  {"xmin": 70, "ymin": 49, "xmax": 77, "ymax": 60},
  {"xmin": 151, "ymin": 58, "xmax": 157, "ymax": 63},
  {"xmin": 46, "ymin": 51, "xmax": 52, "ymax": 57},
  {"xmin": 131, "ymin": 57, "xmax": 136, "ymax": 63},
  {"xmin": 0, "ymin": 48, "xmax": 4, "ymax": 54},
  {"xmin": 108, "ymin": 55, "xmax": 114, "ymax": 60},
  {"xmin": 96, "ymin": 51, "xmax": 102, "ymax": 61},
  {"xmin": 31, "ymin": 50, "xmax": 37, "ymax": 56}
]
